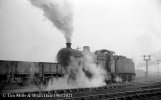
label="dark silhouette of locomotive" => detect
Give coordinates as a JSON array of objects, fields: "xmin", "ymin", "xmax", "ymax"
[
  {"xmin": 0, "ymin": 43, "xmax": 135, "ymax": 87},
  {"xmin": 57, "ymin": 43, "xmax": 135, "ymax": 83}
]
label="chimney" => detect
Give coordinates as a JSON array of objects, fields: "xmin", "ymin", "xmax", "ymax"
[{"xmin": 66, "ymin": 43, "xmax": 71, "ymax": 48}]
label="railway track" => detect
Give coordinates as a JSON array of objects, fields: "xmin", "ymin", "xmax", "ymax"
[
  {"xmin": 1, "ymin": 81, "xmax": 161, "ymax": 100},
  {"xmin": 67, "ymin": 87, "xmax": 161, "ymax": 100}
]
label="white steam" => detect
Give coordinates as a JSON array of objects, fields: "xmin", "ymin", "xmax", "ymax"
[
  {"xmin": 114, "ymin": 76, "xmax": 122, "ymax": 83},
  {"xmin": 29, "ymin": 0, "xmax": 73, "ymax": 42},
  {"xmin": 46, "ymin": 52, "xmax": 107, "ymax": 90}
]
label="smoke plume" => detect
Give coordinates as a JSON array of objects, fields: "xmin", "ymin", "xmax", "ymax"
[
  {"xmin": 46, "ymin": 52, "xmax": 107, "ymax": 90},
  {"xmin": 29, "ymin": 0, "xmax": 73, "ymax": 42}
]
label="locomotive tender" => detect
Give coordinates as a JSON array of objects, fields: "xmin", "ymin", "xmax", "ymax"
[{"xmin": 0, "ymin": 43, "xmax": 135, "ymax": 86}]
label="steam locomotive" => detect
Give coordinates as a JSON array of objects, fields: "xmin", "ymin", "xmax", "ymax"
[
  {"xmin": 0, "ymin": 43, "xmax": 135, "ymax": 87},
  {"xmin": 57, "ymin": 43, "xmax": 135, "ymax": 83}
]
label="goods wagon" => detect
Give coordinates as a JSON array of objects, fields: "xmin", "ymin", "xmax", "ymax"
[
  {"xmin": 0, "ymin": 61, "xmax": 62, "ymax": 86},
  {"xmin": 0, "ymin": 61, "xmax": 12, "ymax": 81},
  {"xmin": 0, "ymin": 61, "xmax": 11, "ymax": 75},
  {"xmin": 12, "ymin": 61, "xmax": 39, "ymax": 84},
  {"xmin": 16, "ymin": 62, "xmax": 39, "ymax": 74},
  {"xmin": 38, "ymin": 62, "xmax": 63, "ymax": 82}
]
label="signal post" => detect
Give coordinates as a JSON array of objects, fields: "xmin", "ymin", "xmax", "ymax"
[
  {"xmin": 143, "ymin": 55, "xmax": 151, "ymax": 78},
  {"xmin": 157, "ymin": 59, "xmax": 161, "ymax": 77}
]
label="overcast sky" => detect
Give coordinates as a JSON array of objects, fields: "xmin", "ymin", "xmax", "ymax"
[{"xmin": 0, "ymin": 0, "xmax": 161, "ymax": 70}]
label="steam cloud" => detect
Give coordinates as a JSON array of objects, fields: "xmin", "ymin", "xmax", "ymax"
[
  {"xmin": 46, "ymin": 52, "xmax": 107, "ymax": 90},
  {"xmin": 29, "ymin": 0, "xmax": 73, "ymax": 42}
]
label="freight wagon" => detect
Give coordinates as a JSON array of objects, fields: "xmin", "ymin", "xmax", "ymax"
[{"xmin": 0, "ymin": 60, "xmax": 63, "ymax": 86}]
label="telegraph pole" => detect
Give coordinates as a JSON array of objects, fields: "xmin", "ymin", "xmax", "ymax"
[
  {"xmin": 143, "ymin": 55, "xmax": 151, "ymax": 78},
  {"xmin": 157, "ymin": 59, "xmax": 161, "ymax": 77}
]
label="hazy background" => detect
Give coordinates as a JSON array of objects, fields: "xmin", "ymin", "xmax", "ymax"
[{"xmin": 0, "ymin": 0, "xmax": 161, "ymax": 73}]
